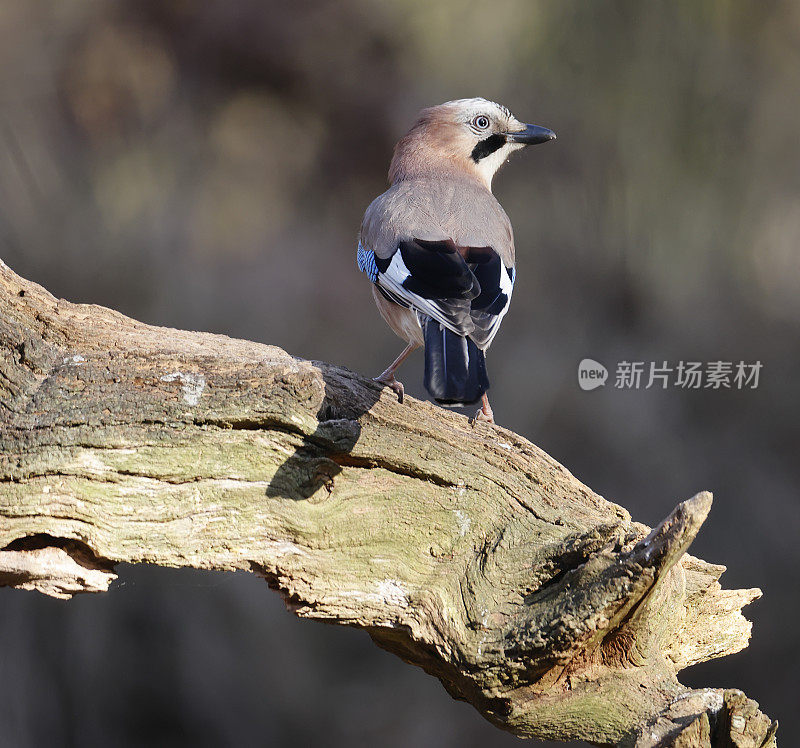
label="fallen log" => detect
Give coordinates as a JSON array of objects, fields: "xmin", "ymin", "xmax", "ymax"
[{"xmin": 0, "ymin": 261, "xmax": 775, "ymax": 746}]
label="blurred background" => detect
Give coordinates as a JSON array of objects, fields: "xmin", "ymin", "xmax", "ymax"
[{"xmin": 1, "ymin": 1, "xmax": 798, "ymax": 746}]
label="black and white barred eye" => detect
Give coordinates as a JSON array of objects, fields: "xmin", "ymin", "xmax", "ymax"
[{"xmin": 472, "ymin": 115, "xmax": 490, "ymax": 130}]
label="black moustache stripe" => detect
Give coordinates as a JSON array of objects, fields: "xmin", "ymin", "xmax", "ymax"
[{"xmin": 471, "ymin": 134, "xmax": 506, "ymax": 162}]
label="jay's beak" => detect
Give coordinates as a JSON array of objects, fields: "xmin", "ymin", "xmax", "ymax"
[{"xmin": 505, "ymin": 124, "xmax": 556, "ymax": 145}]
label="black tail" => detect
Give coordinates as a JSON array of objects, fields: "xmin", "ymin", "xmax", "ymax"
[{"xmin": 423, "ymin": 319, "xmax": 489, "ymax": 406}]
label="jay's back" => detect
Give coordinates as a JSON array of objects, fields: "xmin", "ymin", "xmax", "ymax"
[{"xmin": 360, "ymin": 177, "xmax": 514, "ymax": 270}]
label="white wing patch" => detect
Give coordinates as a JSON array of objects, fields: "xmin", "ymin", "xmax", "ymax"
[
  {"xmin": 385, "ymin": 250, "xmax": 411, "ymax": 284},
  {"xmin": 479, "ymin": 265, "xmax": 514, "ymax": 348}
]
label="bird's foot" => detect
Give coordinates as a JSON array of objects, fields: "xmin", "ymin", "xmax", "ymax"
[
  {"xmin": 373, "ymin": 373, "xmax": 405, "ymax": 403},
  {"xmin": 470, "ymin": 409, "xmax": 494, "ymax": 426},
  {"xmin": 470, "ymin": 396, "xmax": 494, "ymax": 426}
]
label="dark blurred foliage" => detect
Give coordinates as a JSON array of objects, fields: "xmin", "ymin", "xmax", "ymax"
[{"xmin": 1, "ymin": 1, "xmax": 798, "ymax": 746}]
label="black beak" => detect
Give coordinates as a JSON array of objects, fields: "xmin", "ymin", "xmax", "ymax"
[{"xmin": 505, "ymin": 124, "xmax": 556, "ymax": 145}]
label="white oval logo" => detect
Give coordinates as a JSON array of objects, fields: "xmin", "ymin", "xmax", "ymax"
[{"xmin": 578, "ymin": 359, "xmax": 608, "ymax": 391}]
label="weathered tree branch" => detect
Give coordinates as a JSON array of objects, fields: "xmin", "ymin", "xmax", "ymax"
[{"xmin": 0, "ymin": 260, "xmax": 775, "ymax": 747}]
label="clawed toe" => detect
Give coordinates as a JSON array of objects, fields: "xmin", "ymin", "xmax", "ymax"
[
  {"xmin": 470, "ymin": 394, "xmax": 495, "ymax": 426},
  {"xmin": 469, "ymin": 408, "xmax": 495, "ymax": 426},
  {"xmin": 374, "ymin": 375, "xmax": 405, "ymax": 403},
  {"xmin": 372, "ymin": 344, "xmax": 416, "ymax": 404}
]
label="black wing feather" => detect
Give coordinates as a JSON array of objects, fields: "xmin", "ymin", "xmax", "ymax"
[{"xmin": 366, "ymin": 237, "xmax": 513, "ymax": 347}]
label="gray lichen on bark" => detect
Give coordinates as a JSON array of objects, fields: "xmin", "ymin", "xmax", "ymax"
[{"xmin": 0, "ymin": 261, "xmax": 775, "ymax": 747}]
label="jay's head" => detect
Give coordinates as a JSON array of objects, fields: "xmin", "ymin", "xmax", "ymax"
[{"xmin": 389, "ymin": 98, "xmax": 555, "ymax": 189}]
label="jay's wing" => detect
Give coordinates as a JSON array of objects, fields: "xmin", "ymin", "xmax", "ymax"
[
  {"xmin": 358, "ymin": 238, "xmax": 514, "ymax": 349},
  {"xmin": 464, "ymin": 246, "xmax": 515, "ymax": 349}
]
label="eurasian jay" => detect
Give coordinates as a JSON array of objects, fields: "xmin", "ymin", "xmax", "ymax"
[{"xmin": 357, "ymin": 98, "xmax": 555, "ymax": 423}]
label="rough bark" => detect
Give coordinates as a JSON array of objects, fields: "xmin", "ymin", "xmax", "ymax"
[{"xmin": 0, "ymin": 260, "xmax": 776, "ymax": 747}]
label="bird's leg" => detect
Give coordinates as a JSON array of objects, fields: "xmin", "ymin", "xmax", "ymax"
[
  {"xmin": 470, "ymin": 393, "xmax": 495, "ymax": 426},
  {"xmin": 374, "ymin": 343, "xmax": 417, "ymax": 403}
]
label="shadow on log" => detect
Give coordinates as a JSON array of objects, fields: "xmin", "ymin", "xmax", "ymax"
[{"xmin": 0, "ymin": 261, "xmax": 776, "ymax": 747}]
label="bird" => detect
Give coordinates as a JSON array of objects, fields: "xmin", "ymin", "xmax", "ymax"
[{"xmin": 357, "ymin": 98, "xmax": 555, "ymax": 423}]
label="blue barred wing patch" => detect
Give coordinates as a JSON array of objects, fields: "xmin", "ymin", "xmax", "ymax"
[{"xmin": 356, "ymin": 241, "xmax": 379, "ymax": 282}]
